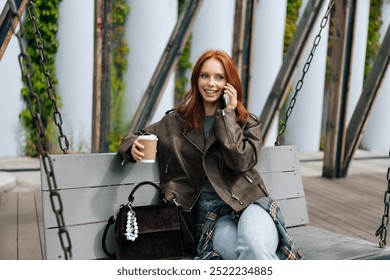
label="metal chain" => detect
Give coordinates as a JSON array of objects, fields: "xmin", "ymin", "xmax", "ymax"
[
  {"xmin": 8, "ymin": 0, "xmax": 72, "ymax": 259},
  {"xmin": 25, "ymin": 1, "xmax": 70, "ymax": 154},
  {"xmin": 275, "ymin": 0, "xmax": 334, "ymax": 146},
  {"xmin": 375, "ymin": 150, "xmax": 390, "ymax": 248}
]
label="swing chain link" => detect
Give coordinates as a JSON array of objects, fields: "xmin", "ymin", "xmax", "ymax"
[
  {"xmin": 275, "ymin": 0, "xmax": 334, "ymax": 146},
  {"xmin": 375, "ymin": 151, "xmax": 390, "ymax": 248},
  {"xmin": 8, "ymin": 0, "xmax": 72, "ymax": 259},
  {"xmin": 25, "ymin": 1, "xmax": 70, "ymax": 154}
]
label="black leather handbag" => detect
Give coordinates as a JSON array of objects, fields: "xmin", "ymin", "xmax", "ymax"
[{"xmin": 102, "ymin": 181, "xmax": 195, "ymax": 260}]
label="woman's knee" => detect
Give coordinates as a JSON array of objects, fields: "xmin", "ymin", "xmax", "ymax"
[
  {"xmin": 237, "ymin": 204, "xmax": 279, "ymax": 259},
  {"xmin": 212, "ymin": 215, "xmax": 238, "ymax": 259}
]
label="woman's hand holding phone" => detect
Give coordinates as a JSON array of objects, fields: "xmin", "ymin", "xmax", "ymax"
[{"xmin": 223, "ymin": 82, "xmax": 237, "ymax": 110}]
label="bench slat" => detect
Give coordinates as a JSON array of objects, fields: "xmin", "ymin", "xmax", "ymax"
[
  {"xmin": 261, "ymin": 171, "xmax": 304, "ymax": 200},
  {"xmin": 42, "ymin": 171, "xmax": 306, "ymax": 228},
  {"xmin": 42, "ymin": 146, "xmax": 300, "ymax": 190},
  {"xmin": 289, "ymin": 226, "xmax": 390, "ymax": 260},
  {"xmin": 255, "ymin": 146, "xmax": 300, "ymax": 173},
  {"xmin": 277, "ymin": 197, "xmax": 309, "ymax": 227},
  {"xmin": 42, "ymin": 183, "xmax": 161, "ymax": 228},
  {"xmin": 41, "ymin": 153, "xmax": 159, "ymax": 190},
  {"xmin": 44, "ymin": 222, "xmax": 111, "ymax": 260}
]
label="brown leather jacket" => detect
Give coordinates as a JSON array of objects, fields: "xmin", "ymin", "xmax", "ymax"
[{"xmin": 118, "ymin": 108, "xmax": 269, "ymax": 212}]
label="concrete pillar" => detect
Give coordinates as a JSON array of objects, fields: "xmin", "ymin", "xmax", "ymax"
[
  {"xmin": 124, "ymin": 0, "xmax": 177, "ymax": 126},
  {"xmin": 361, "ymin": 1, "xmax": 390, "ymax": 151},
  {"xmin": 249, "ymin": 0, "xmax": 287, "ymax": 146},
  {"xmin": 282, "ymin": 0, "xmax": 329, "ymax": 152},
  {"xmin": 190, "ymin": 0, "xmax": 235, "ymax": 62},
  {"xmin": 347, "ymin": 0, "xmax": 370, "ymax": 124},
  {"xmin": 0, "ymin": 20, "xmax": 24, "ymax": 156},
  {"xmin": 56, "ymin": 0, "xmax": 94, "ymax": 152},
  {"xmin": 0, "ymin": 0, "xmax": 94, "ymax": 155},
  {"xmin": 0, "ymin": 0, "xmax": 26, "ymax": 157}
]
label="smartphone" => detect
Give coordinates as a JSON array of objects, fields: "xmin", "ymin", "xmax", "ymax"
[{"xmin": 222, "ymin": 93, "xmax": 229, "ymax": 108}]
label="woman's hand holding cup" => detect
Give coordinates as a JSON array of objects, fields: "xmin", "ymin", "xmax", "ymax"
[
  {"xmin": 131, "ymin": 139, "xmax": 144, "ymax": 162},
  {"xmin": 131, "ymin": 134, "xmax": 158, "ymax": 163}
]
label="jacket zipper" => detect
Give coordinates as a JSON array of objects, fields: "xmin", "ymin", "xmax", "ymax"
[
  {"xmin": 164, "ymin": 164, "xmax": 169, "ymax": 174},
  {"xmin": 221, "ymin": 109, "xmax": 234, "ymax": 144},
  {"xmin": 228, "ymin": 175, "xmax": 253, "ymax": 205},
  {"xmin": 243, "ymin": 174, "xmax": 253, "ymax": 183},
  {"xmin": 189, "ymin": 182, "xmax": 245, "ymax": 209},
  {"xmin": 220, "ymin": 160, "xmax": 244, "ymax": 204},
  {"xmin": 182, "ymin": 132, "xmax": 204, "ymax": 211},
  {"xmin": 182, "ymin": 133, "xmax": 203, "ymax": 153},
  {"xmin": 229, "ymin": 189, "xmax": 244, "ymax": 205},
  {"xmin": 188, "ymin": 188, "xmax": 202, "ymax": 211},
  {"xmin": 182, "ymin": 128, "xmax": 246, "ymax": 209}
]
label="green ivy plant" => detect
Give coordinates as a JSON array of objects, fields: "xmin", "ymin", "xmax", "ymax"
[
  {"xmin": 364, "ymin": 0, "xmax": 383, "ymax": 81},
  {"xmin": 284, "ymin": 0, "xmax": 302, "ymax": 55},
  {"xmin": 175, "ymin": 0, "xmax": 192, "ymax": 106},
  {"xmin": 109, "ymin": 0, "xmax": 130, "ymax": 152},
  {"xmin": 20, "ymin": 0, "xmax": 61, "ymax": 156},
  {"xmin": 279, "ymin": 0, "xmax": 302, "ymax": 137}
]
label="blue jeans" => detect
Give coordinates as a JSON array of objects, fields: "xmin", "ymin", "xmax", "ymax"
[{"xmin": 197, "ymin": 198, "xmax": 279, "ymax": 260}]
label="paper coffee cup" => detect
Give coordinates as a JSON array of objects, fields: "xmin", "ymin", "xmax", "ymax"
[{"xmin": 138, "ymin": 134, "xmax": 158, "ymax": 163}]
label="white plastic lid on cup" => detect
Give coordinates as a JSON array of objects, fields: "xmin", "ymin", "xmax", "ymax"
[{"xmin": 138, "ymin": 134, "xmax": 158, "ymax": 140}]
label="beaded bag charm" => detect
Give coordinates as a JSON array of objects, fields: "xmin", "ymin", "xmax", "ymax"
[{"xmin": 125, "ymin": 205, "xmax": 139, "ymax": 241}]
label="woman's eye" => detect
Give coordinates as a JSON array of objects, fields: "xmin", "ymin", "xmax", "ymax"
[{"xmin": 200, "ymin": 73, "xmax": 208, "ymax": 78}]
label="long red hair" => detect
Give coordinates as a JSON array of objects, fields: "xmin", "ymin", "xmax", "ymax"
[{"xmin": 176, "ymin": 50, "xmax": 249, "ymax": 133}]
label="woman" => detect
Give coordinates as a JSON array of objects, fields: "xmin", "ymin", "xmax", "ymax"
[{"xmin": 118, "ymin": 50, "xmax": 302, "ymax": 260}]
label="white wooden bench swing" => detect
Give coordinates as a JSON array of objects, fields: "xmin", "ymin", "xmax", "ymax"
[{"xmin": 11, "ymin": 0, "xmax": 390, "ymax": 260}]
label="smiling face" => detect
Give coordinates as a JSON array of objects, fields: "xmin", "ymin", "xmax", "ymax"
[{"xmin": 197, "ymin": 57, "xmax": 227, "ymax": 115}]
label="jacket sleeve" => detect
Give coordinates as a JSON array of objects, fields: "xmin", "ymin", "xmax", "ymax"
[
  {"xmin": 117, "ymin": 132, "xmax": 138, "ymax": 163},
  {"xmin": 214, "ymin": 108, "xmax": 262, "ymax": 172}
]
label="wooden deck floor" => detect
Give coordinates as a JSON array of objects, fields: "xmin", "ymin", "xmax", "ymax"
[
  {"xmin": 303, "ymin": 172, "xmax": 387, "ymax": 245},
  {"xmin": 0, "ymin": 188, "xmax": 44, "ymax": 259},
  {"xmin": 0, "ymin": 154, "xmax": 389, "ymax": 259}
]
